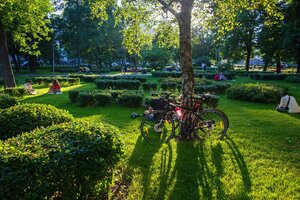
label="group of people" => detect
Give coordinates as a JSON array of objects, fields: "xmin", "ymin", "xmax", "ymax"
[
  {"xmin": 214, "ymin": 72, "xmax": 226, "ymax": 81},
  {"xmin": 24, "ymin": 79, "xmax": 61, "ymax": 95}
]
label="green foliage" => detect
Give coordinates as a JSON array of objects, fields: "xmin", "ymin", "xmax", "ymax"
[
  {"xmin": 226, "ymin": 83, "xmax": 285, "ymax": 103},
  {"xmin": 160, "ymin": 82, "xmax": 178, "ymax": 91},
  {"xmin": 0, "ymin": 104, "xmax": 74, "ymax": 139},
  {"xmin": 286, "ymin": 76, "xmax": 300, "ymax": 83},
  {"xmin": 249, "ymin": 74, "xmax": 287, "ymax": 80},
  {"xmin": 118, "ymin": 92, "xmax": 143, "ymax": 107},
  {"xmin": 0, "ymin": 87, "xmax": 27, "ymax": 97},
  {"xmin": 141, "ymin": 82, "xmax": 158, "ymax": 91},
  {"xmin": 69, "ymin": 90, "xmax": 80, "ymax": 103},
  {"xmin": 95, "ymin": 79, "xmax": 141, "ymax": 90},
  {"xmin": 0, "ymin": 94, "xmax": 18, "ymax": 109},
  {"xmin": 152, "ymin": 71, "xmax": 181, "ymax": 78},
  {"xmin": 195, "ymin": 83, "xmax": 231, "ymax": 95},
  {"xmin": 0, "ymin": 121, "xmax": 123, "ymax": 199},
  {"xmin": 32, "ymin": 77, "xmax": 80, "ymax": 86},
  {"xmin": 0, "ymin": 0, "xmax": 52, "ymax": 55}
]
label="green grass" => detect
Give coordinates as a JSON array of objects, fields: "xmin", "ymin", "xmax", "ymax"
[{"xmin": 18, "ymin": 75, "xmax": 300, "ymax": 199}]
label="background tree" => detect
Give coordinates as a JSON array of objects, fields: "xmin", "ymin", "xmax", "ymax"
[
  {"xmin": 0, "ymin": 0, "xmax": 52, "ymax": 87},
  {"xmin": 283, "ymin": 0, "xmax": 300, "ymax": 73}
]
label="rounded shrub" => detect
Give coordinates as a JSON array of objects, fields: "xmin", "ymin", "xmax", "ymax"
[
  {"xmin": 0, "ymin": 121, "xmax": 123, "ymax": 199},
  {"xmin": 0, "ymin": 103, "xmax": 74, "ymax": 139},
  {"xmin": 226, "ymin": 83, "xmax": 285, "ymax": 103},
  {"xmin": 69, "ymin": 90, "xmax": 80, "ymax": 103},
  {"xmin": 0, "ymin": 94, "xmax": 18, "ymax": 109},
  {"xmin": 118, "ymin": 92, "xmax": 143, "ymax": 107}
]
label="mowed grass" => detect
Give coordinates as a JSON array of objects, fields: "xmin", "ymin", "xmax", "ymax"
[{"xmin": 20, "ymin": 76, "xmax": 300, "ymax": 199}]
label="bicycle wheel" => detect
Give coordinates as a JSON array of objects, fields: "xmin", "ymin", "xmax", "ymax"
[
  {"xmin": 140, "ymin": 110, "xmax": 175, "ymax": 143},
  {"xmin": 193, "ymin": 109, "xmax": 228, "ymax": 141},
  {"xmin": 213, "ymin": 108, "xmax": 229, "ymax": 130}
]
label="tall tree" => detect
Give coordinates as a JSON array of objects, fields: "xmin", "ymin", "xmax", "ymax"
[
  {"xmin": 0, "ymin": 0, "xmax": 52, "ymax": 87},
  {"xmin": 91, "ymin": 0, "xmax": 283, "ymax": 135},
  {"xmin": 283, "ymin": 0, "xmax": 300, "ymax": 73}
]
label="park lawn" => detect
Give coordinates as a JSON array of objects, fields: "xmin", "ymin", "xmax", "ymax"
[{"xmin": 20, "ymin": 76, "xmax": 300, "ymax": 200}]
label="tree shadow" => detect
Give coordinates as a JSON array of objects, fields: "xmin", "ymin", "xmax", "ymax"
[
  {"xmin": 225, "ymin": 137, "xmax": 252, "ymax": 195},
  {"xmin": 127, "ymin": 136, "xmax": 168, "ymax": 200},
  {"xmin": 167, "ymin": 138, "xmax": 251, "ymax": 199}
]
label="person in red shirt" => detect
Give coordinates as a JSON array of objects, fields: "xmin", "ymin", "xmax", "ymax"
[{"xmin": 47, "ymin": 79, "xmax": 61, "ymax": 94}]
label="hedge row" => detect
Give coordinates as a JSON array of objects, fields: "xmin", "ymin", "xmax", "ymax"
[
  {"xmin": 0, "ymin": 94, "xmax": 18, "ymax": 109},
  {"xmin": 0, "ymin": 103, "xmax": 74, "ymax": 139},
  {"xmin": 286, "ymin": 76, "xmax": 300, "ymax": 83},
  {"xmin": 226, "ymin": 83, "xmax": 285, "ymax": 103},
  {"xmin": 69, "ymin": 90, "xmax": 143, "ymax": 107},
  {"xmin": 95, "ymin": 79, "xmax": 141, "ymax": 90},
  {"xmin": 0, "ymin": 87, "xmax": 27, "ymax": 97},
  {"xmin": 0, "ymin": 121, "xmax": 123, "ymax": 199},
  {"xmin": 96, "ymin": 76, "xmax": 147, "ymax": 83},
  {"xmin": 195, "ymin": 83, "xmax": 232, "ymax": 94},
  {"xmin": 141, "ymin": 82, "xmax": 158, "ymax": 91},
  {"xmin": 31, "ymin": 77, "xmax": 80, "ymax": 86},
  {"xmin": 159, "ymin": 81, "xmax": 231, "ymax": 94},
  {"xmin": 249, "ymin": 73, "xmax": 287, "ymax": 80}
]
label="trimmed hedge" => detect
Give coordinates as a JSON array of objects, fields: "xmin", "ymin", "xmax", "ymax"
[
  {"xmin": 226, "ymin": 83, "xmax": 285, "ymax": 103},
  {"xmin": 0, "ymin": 121, "xmax": 123, "ymax": 199},
  {"xmin": 95, "ymin": 79, "xmax": 141, "ymax": 90},
  {"xmin": 96, "ymin": 76, "xmax": 147, "ymax": 83},
  {"xmin": 142, "ymin": 82, "xmax": 158, "ymax": 91},
  {"xmin": 77, "ymin": 92, "xmax": 113, "ymax": 107},
  {"xmin": 0, "ymin": 103, "xmax": 74, "ymax": 139},
  {"xmin": 69, "ymin": 90, "xmax": 128, "ymax": 107},
  {"xmin": 0, "ymin": 87, "xmax": 27, "ymax": 97},
  {"xmin": 0, "ymin": 94, "xmax": 18, "ymax": 109},
  {"xmin": 286, "ymin": 76, "xmax": 300, "ymax": 83},
  {"xmin": 118, "ymin": 92, "xmax": 144, "ymax": 107},
  {"xmin": 249, "ymin": 73, "xmax": 287, "ymax": 80},
  {"xmin": 31, "ymin": 77, "xmax": 80, "ymax": 86}
]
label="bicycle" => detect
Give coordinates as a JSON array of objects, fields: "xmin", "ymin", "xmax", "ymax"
[{"xmin": 140, "ymin": 94, "xmax": 228, "ymax": 143}]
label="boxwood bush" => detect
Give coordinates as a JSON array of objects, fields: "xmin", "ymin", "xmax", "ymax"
[
  {"xmin": 286, "ymin": 76, "xmax": 300, "ymax": 83},
  {"xmin": 95, "ymin": 79, "xmax": 141, "ymax": 90},
  {"xmin": 0, "ymin": 87, "xmax": 27, "ymax": 97},
  {"xmin": 69, "ymin": 90, "xmax": 80, "ymax": 103},
  {"xmin": 118, "ymin": 92, "xmax": 144, "ymax": 107},
  {"xmin": 32, "ymin": 77, "xmax": 80, "ymax": 86},
  {"xmin": 249, "ymin": 73, "xmax": 287, "ymax": 80},
  {"xmin": 142, "ymin": 82, "xmax": 158, "ymax": 91},
  {"xmin": 226, "ymin": 83, "xmax": 285, "ymax": 103},
  {"xmin": 0, "ymin": 103, "xmax": 74, "ymax": 139},
  {"xmin": 0, "ymin": 121, "xmax": 123, "ymax": 199},
  {"xmin": 0, "ymin": 94, "xmax": 18, "ymax": 109}
]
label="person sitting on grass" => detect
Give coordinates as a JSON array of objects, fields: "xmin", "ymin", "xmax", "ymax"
[
  {"xmin": 276, "ymin": 92, "xmax": 300, "ymax": 113},
  {"xmin": 24, "ymin": 80, "xmax": 37, "ymax": 95},
  {"xmin": 47, "ymin": 79, "xmax": 62, "ymax": 94}
]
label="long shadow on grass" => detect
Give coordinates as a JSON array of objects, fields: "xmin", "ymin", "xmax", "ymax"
[
  {"xmin": 128, "ymin": 136, "xmax": 168, "ymax": 200},
  {"xmin": 167, "ymin": 139, "xmax": 251, "ymax": 199},
  {"xmin": 225, "ymin": 137, "xmax": 251, "ymax": 192}
]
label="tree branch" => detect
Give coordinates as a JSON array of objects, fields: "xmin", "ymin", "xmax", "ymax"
[{"xmin": 157, "ymin": 0, "xmax": 178, "ymax": 18}]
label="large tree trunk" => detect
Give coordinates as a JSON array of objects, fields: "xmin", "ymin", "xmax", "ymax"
[
  {"xmin": 297, "ymin": 43, "xmax": 300, "ymax": 73},
  {"xmin": 177, "ymin": 1, "xmax": 194, "ymax": 137},
  {"xmin": 0, "ymin": 21, "xmax": 16, "ymax": 88},
  {"xmin": 275, "ymin": 53, "xmax": 281, "ymax": 73},
  {"xmin": 245, "ymin": 45, "xmax": 251, "ymax": 71}
]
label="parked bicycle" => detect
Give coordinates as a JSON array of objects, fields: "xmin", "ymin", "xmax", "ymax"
[{"xmin": 140, "ymin": 94, "xmax": 229, "ymax": 143}]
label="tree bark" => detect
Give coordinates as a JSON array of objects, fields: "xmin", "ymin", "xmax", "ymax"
[
  {"xmin": 0, "ymin": 20, "xmax": 16, "ymax": 88},
  {"xmin": 275, "ymin": 53, "xmax": 281, "ymax": 73},
  {"xmin": 177, "ymin": 1, "xmax": 194, "ymax": 137},
  {"xmin": 245, "ymin": 44, "xmax": 251, "ymax": 71},
  {"xmin": 178, "ymin": 3, "xmax": 194, "ymax": 109}
]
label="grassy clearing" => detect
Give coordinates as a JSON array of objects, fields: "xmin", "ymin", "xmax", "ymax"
[{"xmin": 19, "ymin": 75, "xmax": 300, "ymax": 199}]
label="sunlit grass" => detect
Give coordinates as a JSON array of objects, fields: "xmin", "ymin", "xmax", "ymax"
[{"xmin": 18, "ymin": 75, "xmax": 300, "ymax": 199}]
